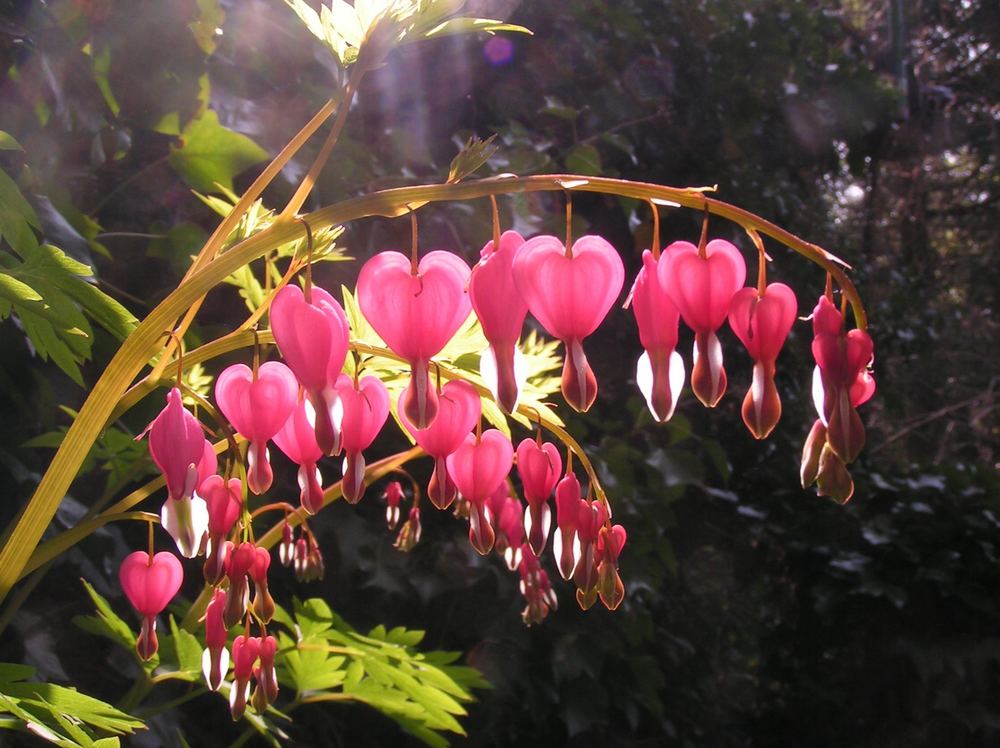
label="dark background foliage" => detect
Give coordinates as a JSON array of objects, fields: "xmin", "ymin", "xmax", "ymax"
[{"xmin": 1, "ymin": 0, "xmax": 998, "ymax": 745}]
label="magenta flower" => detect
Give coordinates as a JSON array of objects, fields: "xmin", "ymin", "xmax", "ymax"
[
  {"xmin": 119, "ymin": 550, "xmax": 183, "ymax": 661},
  {"xmin": 515, "ymin": 437, "xmax": 561, "ymax": 556},
  {"xmin": 398, "ymin": 379, "xmax": 481, "ymax": 510},
  {"xmin": 727, "ymin": 282, "xmax": 798, "ymax": 439},
  {"xmin": 202, "ymin": 588, "xmax": 229, "ymax": 691},
  {"xmin": 552, "ymin": 473, "xmax": 582, "ymax": 581},
  {"xmin": 223, "ymin": 541, "xmax": 256, "ymax": 629},
  {"xmin": 270, "ymin": 284, "xmax": 350, "ymax": 455},
  {"xmin": 810, "ymin": 295, "xmax": 875, "ymax": 463},
  {"xmin": 249, "ymin": 546, "xmax": 275, "ymax": 623},
  {"xmin": 493, "ymin": 491, "xmax": 525, "ymax": 571},
  {"xmin": 251, "ymin": 634, "xmax": 279, "ymax": 711},
  {"xmin": 273, "ymin": 397, "xmax": 325, "ymax": 514},
  {"xmin": 147, "ymin": 387, "xmax": 206, "ymax": 502},
  {"xmin": 279, "ymin": 521, "xmax": 295, "ymax": 567},
  {"xmin": 335, "ymin": 374, "xmax": 390, "ymax": 504},
  {"xmin": 383, "ymin": 481, "xmax": 404, "ymax": 529},
  {"xmin": 512, "ymin": 235, "xmax": 625, "ymax": 412},
  {"xmin": 662, "ymin": 239, "xmax": 747, "ymax": 407},
  {"xmin": 446, "ymin": 430, "xmax": 514, "ymax": 555},
  {"xmin": 200, "ymin": 475, "xmax": 242, "ymax": 583},
  {"xmin": 229, "ymin": 634, "xmax": 261, "ymax": 720},
  {"xmin": 357, "ymin": 250, "xmax": 471, "ymax": 429},
  {"xmin": 596, "ymin": 523, "xmax": 627, "ymax": 610},
  {"xmin": 215, "ymin": 361, "xmax": 298, "ymax": 495},
  {"xmin": 469, "ymin": 230, "xmax": 528, "ymax": 412},
  {"xmin": 573, "ymin": 499, "xmax": 609, "ymax": 610},
  {"xmin": 630, "ymin": 249, "xmax": 685, "ymax": 422},
  {"xmin": 517, "ymin": 544, "xmax": 558, "ymax": 625}
]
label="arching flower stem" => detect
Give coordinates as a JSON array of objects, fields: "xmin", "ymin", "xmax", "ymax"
[{"xmin": 0, "ymin": 173, "xmax": 869, "ymax": 604}]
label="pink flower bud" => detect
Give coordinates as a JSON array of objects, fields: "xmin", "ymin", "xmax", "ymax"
[
  {"xmin": 552, "ymin": 473, "xmax": 582, "ymax": 581},
  {"xmin": 202, "ymin": 588, "xmax": 229, "ymax": 691},
  {"xmin": 469, "ymin": 230, "xmax": 528, "ymax": 412},
  {"xmin": 273, "ymin": 398, "xmax": 325, "ymax": 514},
  {"xmin": 146, "ymin": 388, "xmax": 206, "ymax": 502},
  {"xmin": 630, "ymin": 249, "xmax": 684, "ymax": 422}
]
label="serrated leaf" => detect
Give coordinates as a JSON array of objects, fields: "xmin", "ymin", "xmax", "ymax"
[
  {"xmin": 75, "ymin": 580, "xmax": 136, "ymax": 652},
  {"xmin": 0, "ymin": 166, "xmax": 40, "ymax": 254},
  {"xmin": 163, "ymin": 617, "xmax": 203, "ymax": 676},
  {"xmin": 168, "ymin": 109, "xmax": 268, "ymax": 192},
  {"xmin": 447, "ymin": 134, "xmax": 498, "ymax": 183}
]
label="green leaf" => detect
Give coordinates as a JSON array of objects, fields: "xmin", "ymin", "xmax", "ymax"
[
  {"xmin": 417, "ymin": 17, "xmax": 532, "ymax": 41},
  {"xmin": 447, "ymin": 134, "xmax": 498, "ymax": 183},
  {"xmin": 0, "ymin": 166, "xmax": 40, "ymax": 254},
  {"xmin": 164, "ymin": 617, "xmax": 203, "ymax": 677},
  {"xmin": 168, "ymin": 109, "xmax": 268, "ymax": 192},
  {"xmin": 73, "ymin": 580, "xmax": 136, "ymax": 653},
  {"xmin": 189, "ymin": 0, "xmax": 225, "ymax": 55},
  {"xmin": 0, "ymin": 240, "xmax": 138, "ymax": 384},
  {"xmin": 0, "ymin": 131, "xmax": 22, "ymax": 150},
  {"xmin": 565, "ymin": 143, "xmax": 602, "ymax": 176}
]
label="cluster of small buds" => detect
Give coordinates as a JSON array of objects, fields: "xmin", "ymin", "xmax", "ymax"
[
  {"xmin": 229, "ymin": 632, "xmax": 278, "ymax": 720},
  {"xmin": 293, "ymin": 533, "xmax": 325, "ymax": 583},
  {"xmin": 517, "ymin": 545, "xmax": 558, "ymax": 626},
  {"xmin": 394, "ymin": 507, "xmax": 422, "ymax": 552}
]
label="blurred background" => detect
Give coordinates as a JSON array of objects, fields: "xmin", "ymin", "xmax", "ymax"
[{"xmin": 0, "ymin": 0, "xmax": 998, "ymax": 745}]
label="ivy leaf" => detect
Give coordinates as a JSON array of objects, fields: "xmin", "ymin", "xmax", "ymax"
[{"xmin": 168, "ymin": 109, "xmax": 268, "ymax": 193}]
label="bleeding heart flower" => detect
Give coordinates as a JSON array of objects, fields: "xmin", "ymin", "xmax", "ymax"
[
  {"xmin": 394, "ymin": 506, "xmax": 422, "ymax": 552},
  {"xmin": 119, "ymin": 550, "xmax": 184, "ymax": 661},
  {"xmin": 552, "ymin": 473, "xmax": 582, "ymax": 581},
  {"xmin": 398, "ymin": 379, "xmax": 481, "ymax": 510},
  {"xmin": 249, "ymin": 546, "xmax": 275, "ymax": 623},
  {"xmin": 147, "ymin": 387, "xmax": 207, "ymax": 502},
  {"xmin": 357, "ymin": 250, "xmax": 471, "ymax": 428},
  {"xmin": 215, "ymin": 361, "xmax": 298, "ymax": 495},
  {"xmin": 273, "ymin": 397, "xmax": 325, "ymax": 514},
  {"xmin": 200, "ymin": 476, "xmax": 242, "ymax": 583},
  {"xmin": 515, "ymin": 438, "xmax": 561, "ymax": 556},
  {"xmin": 270, "ymin": 284, "xmax": 350, "ymax": 455},
  {"xmin": 727, "ymin": 282, "xmax": 798, "ymax": 439},
  {"xmin": 596, "ymin": 523, "xmax": 627, "ymax": 610},
  {"xmin": 512, "ymin": 234, "xmax": 625, "ymax": 412},
  {"xmin": 229, "ymin": 634, "xmax": 261, "ymax": 720},
  {"xmin": 160, "ymin": 494, "xmax": 208, "ymax": 560},
  {"xmin": 446, "ymin": 430, "xmax": 514, "ymax": 555},
  {"xmin": 470, "ymin": 230, "xmax": 528, "ymax": 412},
  {"xmin": 630, "ymin": 249, "xmax": 685, "ymax": 422},
  {"xmin": 809, "ymin": 295, "xmax": 874, "ymax": 464},
  {"xmin": 202, "ymin": 588, "xmax": 229, "ymax": 691},
  {"xmin": 493, "ymin": 493, "xmax": 525, "ymax": 571},
  {"xmin": 518, "ymin": 545, "xmax": 558, "ymax": 625},
  {"xmin": 573, "ymin": 498, "xmax": 609, "ymax": 611},
  {"xmin": 251, "ymin": 634, "xmax": 279, "ymax": 712},
  {"xmin": 335, "ymin": 374, "xmax": 390, "ymax": 504},
  {"xmin": 662, "ymin": 239, "xmax": 747, "ymax": 407},
  {"xmin": 383, "ymin": 481, "xmax": 405, "ymax": 529},
  {"xmin": 223, "ymin": 541, "xmax": 256, "ymax": 629}
]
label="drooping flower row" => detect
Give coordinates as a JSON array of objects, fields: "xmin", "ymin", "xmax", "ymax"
[{"xmin": 120, "ymin": 225, "xmax": 873, "ymax": 716}]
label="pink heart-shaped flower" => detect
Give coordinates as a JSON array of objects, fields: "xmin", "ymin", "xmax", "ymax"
[
  {"xmin": 445, "ymin": 430, "xmax": 514, "ymax": 504},
  {"xmin": 728, "ymin": 283, "xmax": 798, "ymax": 363},
  {"xmin": 661, "ymin": 239, "xmax": 746, "ymax": 333},
  {"xmin": 470, "ymin": 230, "xmax": 528, "ymax": 346},
  {"xmin": 512, "ymin": 234, "xmax": 624, "ymax": 343},
  {"xmin": 148, "ymin": 388, "xmax": 207, "ymax": 502},
  {"xmin": 398, "ymin": 379, "xmax": 481, "ymax": 458},
  {"xmin": 273, "ymin": 398, "xmax": 323, "ymax": 467},
  {"xmin": 119, "ymin": 550, "xmax": 184, "ymax": 619},
  {"xmin": 335, "ymin": 374, "xmax": 390, "ymax": 454},
  {"xmin": 215, "ymin": 362, "xmax": 299, "ymax": 443},
  {"xmin": 270, "ymin": 284, "xmax": 349, "ymax": 392},
  {"xmin": 357, "ymin": 250, "xmax": 471, "ymax": 428},
  {"xmin": 516, "ymin": 438, "xmax": 561, "ymax": 504}
]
